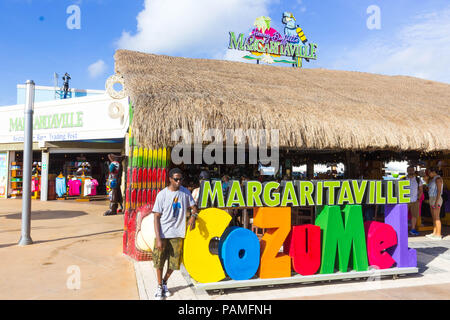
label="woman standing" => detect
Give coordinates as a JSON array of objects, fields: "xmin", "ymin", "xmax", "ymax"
[{"xmin": 426, "ymin": 167, "xmax": 444, "ymax": 240}]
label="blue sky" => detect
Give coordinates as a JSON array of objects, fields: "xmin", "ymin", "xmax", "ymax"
[{"xmin": 1, "ymin": 0, "xmax": 449, "ymax": 106}]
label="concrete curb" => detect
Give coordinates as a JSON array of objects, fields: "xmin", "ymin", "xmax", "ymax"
[{"xmin": 133, "ymin": 260, "xmax": 210, "ymax": 300}]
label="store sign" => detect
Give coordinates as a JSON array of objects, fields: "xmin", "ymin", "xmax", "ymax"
[
  {"xmin": 198, "ymin": 180, "xmax": 411, "ymax": 209},
  {"xmin": 0, "ymin": 96, "xmax": 129, "ymax": 143},
  {"xmin": 181, "ymin": 179, "xmax": 416, "ymax": 284},
  {"xmin": 9, "ymin": 112, "xmax": 84, "ymax": 132},
  {"xmin": 228, "ymin": 12, "xmax": 318, "ymax": 68}
]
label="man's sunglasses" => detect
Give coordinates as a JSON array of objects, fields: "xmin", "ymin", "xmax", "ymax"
[{"xmin": 171, "ymin": 177, "xmax": 183, "ymax": 182}]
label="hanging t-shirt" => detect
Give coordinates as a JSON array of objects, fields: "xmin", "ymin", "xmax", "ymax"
[
  {"xmin": 68, "ymin": 179, "xmax": 81, "ymax": 196},
  {"xmin": 90, "ymin": 179, "xmax": 99, "ymax": 196},
  {"xmin": 84, "ymin": 179, "xmax": 93, "ymax": 196},
  {"xmin": 55, "ymin": 177, "xmax": 66, "ymax": 197}
]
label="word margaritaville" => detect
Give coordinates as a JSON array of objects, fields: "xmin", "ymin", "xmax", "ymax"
[
  {"xmin": 228, "ymin": 13, "xmax": 318, "ymax": 68},
  {"xmin": 181, "ymin": 179, "xmax": 417, "ymax": 284}
]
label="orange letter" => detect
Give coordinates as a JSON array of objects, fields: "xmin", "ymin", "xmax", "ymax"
[{"xmin": 253, "ymin": 207, "xmax": 291, "ymax": 279}]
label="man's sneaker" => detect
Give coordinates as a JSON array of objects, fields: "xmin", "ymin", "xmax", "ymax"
[
  {"xmin": 162, "ymin": 280, "xmax": 171, "ymax": 297},
  {"xmin": 409, "ymin": 229, "xmax": 419, "ymax": 236},
  {"xmin": 154, "ymin": 285, "xmax": 164, "ymax": 300}
]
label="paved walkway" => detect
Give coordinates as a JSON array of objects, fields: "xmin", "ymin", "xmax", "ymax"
[
  {"xmin": 135, "ymin": 229, "xmax": 450, "ymax": 300},
  {"xmin": 0, "ymin": 199, "xmax": 138, "ymax": 300},
  {"xmin": 1, "ymin": 199, "xmax": 449, "ymax": 300}
]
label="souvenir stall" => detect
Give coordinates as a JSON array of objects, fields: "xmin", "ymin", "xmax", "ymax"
[
  {"xmin": 49, "ymin": 153, "xmax": 109, "ymax": 201},
  {"xmin": 114, "ymin": 50, "xmax": 450, "ymax": 290},
  {"xmin": 7, "ymin": 151, "xmax": 41, "ymax": 199}
]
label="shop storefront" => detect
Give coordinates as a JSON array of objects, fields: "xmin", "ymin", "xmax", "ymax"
[
  {"xmin": 113, "ymin": 48, "xmax": 450, "ymax": 290},
  {"xmin": 0, "ymin": 93, "xmax": 129, "ymax": 201}
]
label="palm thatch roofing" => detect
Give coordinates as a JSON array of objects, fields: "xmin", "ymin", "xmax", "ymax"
[{"xmin": 114, "ymin": 49, "xmax": 450, "ymax": 153}]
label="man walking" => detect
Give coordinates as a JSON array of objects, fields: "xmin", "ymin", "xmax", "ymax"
[
  {"xmin": 152, "ymin": 168, "xmax": 198, "ymax": 300},
  {"xmin": 405, "ymin": 166, "xmax": 423, "ymax": 236}
]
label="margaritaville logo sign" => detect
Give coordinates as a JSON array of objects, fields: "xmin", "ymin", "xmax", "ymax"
[
  {"xmin": 9, "ymin": 111, "xmax": 84, "ymax": 132},
  {"xmin": 228, "ymin": 12, "xmax": 318, "ymax": 68},
  {"xmin": 181, "ymin": 179, "xmax": 417, "ymax": 284}
]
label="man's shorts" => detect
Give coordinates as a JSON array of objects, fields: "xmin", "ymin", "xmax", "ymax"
[
  {"xmin": 408, "ymin": 201, "xmax": 420, "ymax": 218},
  {"xmin": 152, "ymin": 238, "xmax": 184, "ymax": 270}
]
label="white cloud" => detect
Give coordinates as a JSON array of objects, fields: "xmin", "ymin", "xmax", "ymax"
[
  {"xmin": 331, "ymin": 7, "xmax": 450, "ymax": 83},
  {"xmin": 87, "ymin": 59, "xmax": 107, "ymax": 78},
  {"xmin": 116, "ymin": 0, "xmax": 273, "ymax": 59}
]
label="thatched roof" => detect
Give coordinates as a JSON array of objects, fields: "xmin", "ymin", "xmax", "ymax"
[{"xmin": 115, "ymin": 49, "xmax": 450, "ymax": 153}]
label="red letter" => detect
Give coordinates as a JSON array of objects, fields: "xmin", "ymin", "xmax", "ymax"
[{"xmin": 285, "ymin": 225, "xmax": 321, "ymax": 276}]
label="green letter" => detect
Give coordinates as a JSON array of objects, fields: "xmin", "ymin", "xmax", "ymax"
[
  {"xmin": 226, "ymin": 180, "xmax": 246, "ymax": 207},
  {"xmin": 299, "ymin": 181, "xmax": 315, "ymax": 206},
  {"xmin": 262, "ymin": 181, "xmax": 280, "ymax": 207},
  {"xmin": 229, "ymin": 32, "xmax": 245, "ymax": 50},
  {"xmin": 324, "ymin": 181, "xmax": 341, "ymax": 205},
  {"xmin": 245, "ymin": 181, "xmax": 263, "ymax": 207},
  {"xmin": 352, "ymin": 180, "xmax": 368, "ymax": 204},
  {"xmin": 397, "ymin": 180, "xmax": 411, "ymax": 204},
  {"xmin": 375, "ymin": 181, "xmax": 386, "ymax": 204},
  {"xmin": 386, "ymin": 180, "xmax": 398, "ymax": 204},
  {"xmin": 368, "ymin": 181, "xmax": 376, "ymax": 204},
  {"xmin": 337, "ymin": 180, "xmax": 354, "ymax": 205},
  {"xmin": 199, "ymin": 181, "xmax": 225, "ymax": 209},
  {"xmin": 269, "ymin": 41, "xmax": 280, "ymax": 55},
  {"xmin": 76, "ymin": 112, "xmax": 83, "ymax": 127},
  {"xmin": 281, "ymin": 181, "xmax": 299, "ymax": 207},
  {"xmin": 315, "ymin": 205, "xmax": 369, "ymax": 274},
  {"xmin": 315, "ymin": 181, "xmax": 323, "ymax": 205}
]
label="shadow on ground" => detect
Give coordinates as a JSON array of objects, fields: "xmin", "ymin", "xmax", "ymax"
[
  {"xmin": 0, "ymin": 229, "xmax": 123, "ymax": 249},
  {"xmin": 3, "ymin": 210, "xmax": 88, "ymax": 220}
]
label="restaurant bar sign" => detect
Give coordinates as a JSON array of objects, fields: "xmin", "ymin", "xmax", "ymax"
[
  {"xmin": 228, "ymin": 12, "xmax": 318, "ymax": 68},
  {"xmin": 183, "ymin": 179, "xmax": 417, "ymax": 284}
]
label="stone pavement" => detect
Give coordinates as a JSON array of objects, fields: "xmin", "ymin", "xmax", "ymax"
[
  {"xmin": 0, "ymin": 199, "xmax": 138, "ymax": 300},
  {"xmin": 135, "ymin": 230, "xmax": 450, "ymax": 300}
]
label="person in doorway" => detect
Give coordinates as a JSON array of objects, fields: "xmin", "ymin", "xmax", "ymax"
[
  {"xmin": 104, "ymin": 154, "xmax": 126, "ymax": 216},
  {"xmin": 222, "ymin": 175, "xmax": 230, "ymax": 197},
  {"xmin": 152, "ymin": 168, "xmax": 198, "ymax": 300},
  {"xmin": 426, "ymin": 167, "xmax": 444, "ymax": 240},
  {"xmin": 192, "ymin": 170, "xmax": 210, "ymax": 206},
  {"xmin": 404, "ymin": 166, "xmax": 423, "ymax": 236}
]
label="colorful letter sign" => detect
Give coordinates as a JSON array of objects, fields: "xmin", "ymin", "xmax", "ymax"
[{"xmin": 181, "ymin": 204, "xmax": 417, "ymax": 283}]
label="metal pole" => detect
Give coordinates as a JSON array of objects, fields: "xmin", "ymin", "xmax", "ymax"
[{"xmin": 18, "ymin": 80, "xmax": 35, "ymax": 246}]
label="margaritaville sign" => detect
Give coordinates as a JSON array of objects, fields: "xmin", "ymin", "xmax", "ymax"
[
  {"xmin": 181, "ymin": 179, "xmax": 417, "ymax": 284},
  {"xmin": 9, "ymin": 111, "xmax": 84, "ymax": 132},
  {"xmin": 228, "ymin": 12, "xmax": 318, "ymax": 68}
]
